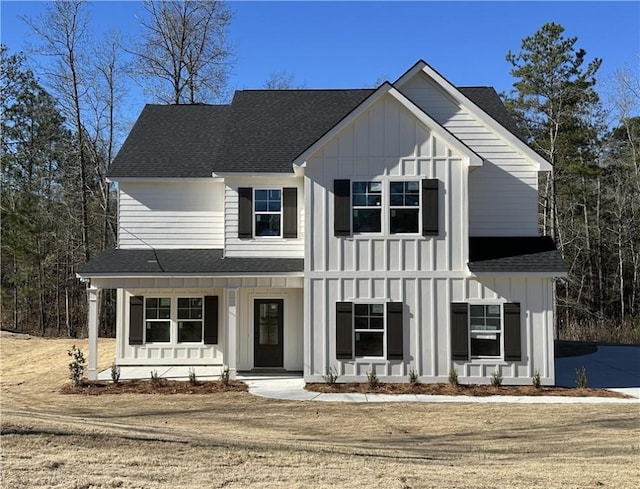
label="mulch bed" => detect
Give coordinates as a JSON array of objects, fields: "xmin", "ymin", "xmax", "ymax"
[
  {"xmin": 305, "ymin": 382, "xmax": 631, "ymax": 398},
  {"xmin": 61, "ymin": 379, "xmax": 247, "ymax": 395}
]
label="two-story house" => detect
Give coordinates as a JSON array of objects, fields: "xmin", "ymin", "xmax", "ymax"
[{"xmin": 79, "ymin": 60, "xmax": 566, "ymax": 385}]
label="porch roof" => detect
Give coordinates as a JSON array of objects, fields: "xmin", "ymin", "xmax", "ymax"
[
  {"xmin": 468, "ymin": 237, "xmax": 567, "ymax": 274},
  {"xmin": 78, "ymin": 249, "xmax": 304, "ymax": 277}
]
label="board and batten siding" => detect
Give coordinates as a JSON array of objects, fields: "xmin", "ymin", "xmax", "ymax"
[
  {"xmin": 304, "ymin": 276, "xmax": 554, "ymax": 385},
  {"xmin": 118, "ymin": 181, "xmax": 224, "ymax": 249},
  {"xmin": 304, "ymin": 93, "xmax": 470, "ymax": 274},
  {"xmin": 235, "ymin": 287, "xmax": 304, "ymax": 371},
  {"xmin": 399, "ymin": 72, "xmax": 539, "ymax": 236},
  {"xmin": 116, "ymin": 288, "xmax": 225, "ymax": 366},
  {"xmin": 223, "ymin": 176, "xmax": 304, "ymax": 258}
]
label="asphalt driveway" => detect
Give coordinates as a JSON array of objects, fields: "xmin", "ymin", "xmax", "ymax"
[{"xmin": 555, "ymin": 341, "xmax": 640, "ymax": 397}]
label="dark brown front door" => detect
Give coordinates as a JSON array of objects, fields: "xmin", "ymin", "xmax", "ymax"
[{"xmin": 254, "ymin": 299, "xmax": 284, "ymax": 368}]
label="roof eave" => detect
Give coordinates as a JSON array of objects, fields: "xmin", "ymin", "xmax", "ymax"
[
  {"xmin": 77, "ymin": 271, "xmax": 305, "ymax": 280},
  {"xmin": 395, "ymin": 61, "xmax": 552, "ymax": 172},
  {"xmin": 468, "ymin": 269, "xmax": 568, "ymax": 278},
  {"xmin": 294, "ymin": 81, "xmax": 484, "ymax": 168}
]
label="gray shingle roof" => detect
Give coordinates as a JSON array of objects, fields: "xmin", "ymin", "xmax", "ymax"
[
  {"xmin": 468, "ymin": 237, "xmax": 566, "ymax": 274},
  {"xmin": 78, "ymin": 249, "xmax": 304, "ymax": 275},
  {"xmin": 108, "ymin": 105, "xmax": 230, "ymax": 178},
  {"xmin": 215, "ymin": 89, "xmax": 374, "ymax": 173},
  {"xmin": 107, "ymin": 84, "xmax": 523, "ymax": 178}
]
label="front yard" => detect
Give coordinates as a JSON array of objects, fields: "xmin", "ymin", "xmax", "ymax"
[{"xmin": 1, "ymin": 334, "xmax": 639, "ymax": 488}]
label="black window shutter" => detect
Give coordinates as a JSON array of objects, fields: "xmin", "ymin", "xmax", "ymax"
[
  {"xmin": 336, "ymin": 301, "xmax": 353, "ymax": 359},
  {"xmin": 504, "ymin": 302, "xmax": 522, "ymax": 361},
  {"xmin": 238, "ymin": 187, "xmax": 253, "ymax": 239},
  {"xmin": 386, "ymin": 302, "xmax": 404, "ymax": 360},
  {"xmin": 129, "ymin": 296, "xmax": 144, "ymax": 345},
  {"xmin": 451, "ymin": 302, "xmax": 469, "ymax": 360},
  {"xmin": 334, "ymin": 179, "xmax": 351, "ymax": 237},
  {"xmin": 204, "ymin": 296, "xmax": 219, "ymax": 344},
  {"xmin": 283, "ymin": 187, "xmax": 298, "ymax": 238},
  {"xmin": 422, "ymin": 179, "xmax": 439, "ymax": 236}
]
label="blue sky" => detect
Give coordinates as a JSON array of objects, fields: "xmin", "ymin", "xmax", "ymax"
[{"xmin": 2, "ymin": 1, "xmax": 639, "ymax": 111}]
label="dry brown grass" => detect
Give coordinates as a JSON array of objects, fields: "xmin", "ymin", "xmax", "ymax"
[{"xmin": 2, "ymin": 334, "xmax": 639, "ymax": 488}]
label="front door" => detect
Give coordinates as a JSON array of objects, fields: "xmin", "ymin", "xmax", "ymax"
[{"xmin": 254, "ymin": 299, "xmax": 284, "ymax": 368}]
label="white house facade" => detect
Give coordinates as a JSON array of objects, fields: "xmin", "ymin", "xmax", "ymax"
[{"xmin": 79, "ymin": 60, "xmax": 566, "ymax": 385}]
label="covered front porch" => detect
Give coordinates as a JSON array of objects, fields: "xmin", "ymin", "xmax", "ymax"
[{"xmin": 78, "ymin": 249, "xmax": 304, "ymax": 381}]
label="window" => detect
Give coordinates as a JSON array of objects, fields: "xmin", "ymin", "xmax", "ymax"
[
  {"xmin": 177, "ymin": 297, "xmax": 203, "ymax": 342},
  {"xmin": 469, "ymin": 304, "xmax": 502, "ymax": 357},
  {"xmin": 354, "ymin": 303, "xmax": 384, "ymax": 356},
  {"xmin": 145, "ymin": 298, "xmax": 171, "ymax": 343},
  {"xmin": 389, "ymin": 181, "xmax": 420, "ymax": 233},
  {"xmin": 352, "ymin": 181, "xmax": 382, "ymax": 233},
  {"xmin": 254, "ymin": 189, "xmax": 281, "ymax": 237}
]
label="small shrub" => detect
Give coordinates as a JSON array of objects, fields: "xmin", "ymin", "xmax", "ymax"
[
  {"xmin": 490, "ymin": 369, "xmax": 503, "ymax": 387},
  {"xmin": 323, "ymin": 366, "xmax": 339, "ymax": 385},
  {"xmin": 408, "ymin": 368, "xmax": 419, "ymax": 384},
  {"xmin": 188, "ymin": 367, "xmax": 198, "ymax": 386},
  {"xmin": 110, "ymin": 363, "xmax": 121, "ymax": 384},
  {"xmin": 67, "ymin": 345, "xmax": 86, "ymax": 386},
  {"xmin": 367, "ymin": 370, "xmax": 378, "ymax": 388},
  {"xmin": 220, "ymin": 365, "xmax": 230, "ymax": 385},
  {"xmin": 150, "ymin": 369, "xmax": 161, "ymax": 386},
  {"xmin": 532, "ymin": 369, "xmax": 541, "ymax": 389},
  {"xmin": 448, "ymin": 368, "xmax": 459, "ymax": 386},
  {"xmin": 575, "ymin": 366, "xmax": 588, "ymax": 388}
]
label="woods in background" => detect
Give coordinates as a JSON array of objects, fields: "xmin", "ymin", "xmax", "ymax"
[{"xmin": 1, "ymin": 9, "xmax": 638, "ymax": 343}]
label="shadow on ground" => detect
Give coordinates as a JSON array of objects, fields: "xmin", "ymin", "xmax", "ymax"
[{"xmin": 554, "ymin": 341, "xmax": 640, "ymax": 388}]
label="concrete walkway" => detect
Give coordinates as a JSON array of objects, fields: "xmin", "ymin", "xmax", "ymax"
[
  {"xmin": 239, "ymin": 375, "xmax": 639, "ymax": 404},
  {"xmin": 99, "ymin": 342, "xmax": 640, "ymax": 404}
]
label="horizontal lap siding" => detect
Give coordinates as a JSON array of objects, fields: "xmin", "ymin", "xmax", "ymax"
[
  {"xmin": 118, "ymin": 182, "xmax": 224, "ymax": 249},
  {"xmin": 400, "ymin": 77, "xmax": 539, "ymax": 236},
  {"xmin": 224, "ymin": 177, "xmax": 304, "ymax": 258}
]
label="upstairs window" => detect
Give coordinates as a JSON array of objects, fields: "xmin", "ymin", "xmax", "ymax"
[
  {"xmin": 352, "ymin": 181, "xmax": 382, "ymax": 233},
  {"xmin": 254, "ymin": 189, "xmax": 282, "ymax": 237},
  {"xmin": 389, "ymin": 181, "xmax": 420, "ymax": 234}
]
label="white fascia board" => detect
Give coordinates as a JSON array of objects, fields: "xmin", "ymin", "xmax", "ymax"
[
  {"xmin": 469, "ymin": 271, "xmax": 568, "ymax": 278},
  {"xmin": 293, "ymin": 81, "xmax": 482, "ymax": 168},
  {"xmin": 292, "ymin": 82, "xmax": 393, "ymax": 167},
  {"xmin": 396, "ymin": 60, "xmax": 552, "ymax": 172},
  {"xmin": 113, "ymin": 177, "xmax": 213, "ymax": 184},
  {"xmin": 76, "ymin": 272, "xmax": 305, "ymax": 280},
  {"xmin": 387, "ymin": 87, "xmax": 483, "ymax": 167},
  {"xmin": 212, "ymin": 172, "xmax": 297, "ymax": 178}
]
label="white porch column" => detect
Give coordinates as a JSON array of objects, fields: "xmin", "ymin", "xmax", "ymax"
[
  {"xmin": 87, "ymin": 287, "xmax": 99, "ymax": 381},
  {"xmin": 226, "ymin": 288, "xmax": 238, "ymax": 379}
]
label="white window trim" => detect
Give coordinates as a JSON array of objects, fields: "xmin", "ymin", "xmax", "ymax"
[
  {"xmin": 388, "ymin": 178, "xmax": 421, "ymax": 235},
  {"xmin": 467, "ymin": 301, "xmax": 505, "ymax": 360},
  {"xmin": 351, "ymin": 180, "xmax": 383, "ymax": 235},
  {"xmin": 143, "ymin": 296, "xmax": 205, "ymax": 345},
  {"xmin": 353, "ymin": 301, "xmax": 386, "ymax": 359},
  {"xmin": 348, "ymin": 177, "xmax": 424, "ymax": 237},
  {"xmin": 253, "ymin": 187, "xmax": 283, "ymax": 239}
]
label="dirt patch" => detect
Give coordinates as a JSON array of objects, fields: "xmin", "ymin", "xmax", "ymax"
[
  {"xmin": 60, "ymin": 378, "xmax": 247, "ymax": 395},
  {"xmin": 306, "ymin": 382, "xmax": 630, "ymax": 398}
]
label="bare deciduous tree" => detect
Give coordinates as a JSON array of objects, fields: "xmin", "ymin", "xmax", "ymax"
[{"xmin": 132, "ymin": 0, "xmax": 233, "ymax": 104}]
